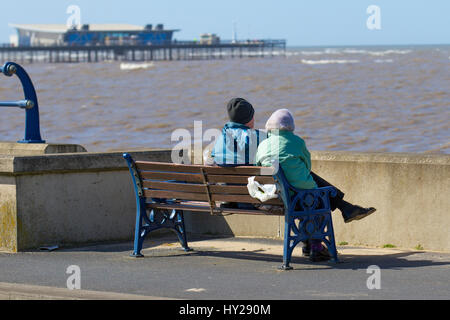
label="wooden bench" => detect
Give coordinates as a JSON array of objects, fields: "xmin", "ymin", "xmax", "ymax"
[{"xmin": 123, "ymin": 153, "xmax": 339, "ymax": 269}]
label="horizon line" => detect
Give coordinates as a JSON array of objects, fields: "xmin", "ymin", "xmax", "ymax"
[{"xmin": 286, "ymin": 43, "xmax": 450, "ymax": 48}]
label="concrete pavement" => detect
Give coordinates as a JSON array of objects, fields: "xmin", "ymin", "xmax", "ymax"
[
  {"xmin": 1, "ymin": 235, "xmax": 449, "ymax": 300},
  {"xmin": 0, "ymin": 282, "xmax": 174, "ymax": 300}
]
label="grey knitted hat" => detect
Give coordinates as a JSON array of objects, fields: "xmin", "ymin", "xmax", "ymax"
[{"xmin": 265, "ymin": 109, "xmax": 295, "ymax": 132}]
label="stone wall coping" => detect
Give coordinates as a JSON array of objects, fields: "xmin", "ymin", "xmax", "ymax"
[
  {"xmin": 0, "ymin": 149, "xmax": 173, "ymax": 175},
  {"xmin": 311, "ymin": 151, "xmax": 449, "ymax": 166},
  {"xmin": 0, "ymin": 149, "xmax": 448, "ymax": 175},
  {"xmin": 0, "ymin": 142, "xmax": 87, "ymax": 155}
]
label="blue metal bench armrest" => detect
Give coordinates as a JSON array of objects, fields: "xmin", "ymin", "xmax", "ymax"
[{"xmin": 271, "ymin": 166, "xmax": 340, "ymax": 268}]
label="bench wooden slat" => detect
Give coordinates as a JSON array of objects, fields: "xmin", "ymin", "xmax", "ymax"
[
  {"xmin": 144, "ymin": 189, "xmax": 209, "ymax": 202},
  {"xmin": 207, "ymin": 174, "xmax": 275, "ymax": 184},
  {"xmin": 142, "ymin": 181, "xmax": 206, "ymax": 193},
  {"xmin": 210, "ymin": 193, "xmax": 283, "ymax": 205},
  {"xmin": 136, "ymin": 161, "xmax": 203, "ymax": 173},
  {"xmin": 208, "ymin": 184, "xmax": 250, "ymax": 194},
  {"xmin": 202, "ymin": 166, "xmax": 275, "ymax": 176},
  {"xmin": 146, "ymin": 202, "xmax": 212, "ymax": 212},
  {"xmin": 146, "ymin": 202, "xmax": 284, "ymax": 216},
  {"xmin": 136, "ymin": 162, "xmax": 275, "ymax": 176},
  {"xmin": 140, "ymin": 171, "xmax": 204, "ymax": 183}
]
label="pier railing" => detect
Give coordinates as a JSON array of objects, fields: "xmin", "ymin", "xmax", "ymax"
[
  {"xmin": 0, "ymin": 39, "xmax": 286, "ymax": 63},
  {"xmin": 1, "ymin": 39, "xmax": 286, "ymax": 48},
  {"xmin": 0, "ymin": 61, "xmax": 45, "ymax": 143}
]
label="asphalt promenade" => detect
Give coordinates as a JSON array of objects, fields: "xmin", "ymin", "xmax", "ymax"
[{"xmin": 0, "ymin": 235, "xmax": 449, "ymax": 300}]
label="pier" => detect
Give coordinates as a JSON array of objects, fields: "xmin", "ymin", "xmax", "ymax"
[{"xmin": 0, "ymin": 40, "xmax": 286, "ymax": 63}]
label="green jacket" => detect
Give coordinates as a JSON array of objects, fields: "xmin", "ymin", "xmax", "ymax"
[{"xmin": 256, "ymin": 130, "xmax": 317, "ymax": 190}]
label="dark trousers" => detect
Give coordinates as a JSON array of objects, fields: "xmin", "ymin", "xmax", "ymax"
[{"xmin": 310, "ymin": 171, "xmax": 345, "ymax": 211}]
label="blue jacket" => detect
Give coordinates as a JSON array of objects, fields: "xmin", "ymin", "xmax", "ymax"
[{"xmin": 212, "ymin": 122, "xmax": 266, "ymax": 166}]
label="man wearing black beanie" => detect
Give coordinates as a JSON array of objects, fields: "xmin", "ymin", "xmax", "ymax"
[
  {"xmin": 227, "ymin": 98, "xmax": 255, "ymax": 127},
  {"xmin": 207, "ymin": 98, "xmax": 262, "ymax": 166}
]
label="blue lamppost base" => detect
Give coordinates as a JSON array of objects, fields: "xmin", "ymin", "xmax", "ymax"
[
  {"xmin": 17, "ymin": 139, "xmax": 46, "ymax": 144},
  {"xmin": 1, "ymin": 62, "xmax": 45, "ymax": 144}
]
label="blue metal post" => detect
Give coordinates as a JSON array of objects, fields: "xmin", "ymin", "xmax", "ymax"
[{"xmin": 0, "ymin": 61, "xmax": 45, "ymax": 143}]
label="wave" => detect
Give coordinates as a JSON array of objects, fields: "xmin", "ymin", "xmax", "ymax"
[
  {"xmin": 289, "ymin": 48, "xmax": 340, "ymax": 56},
  {"xmin": 374, "ymin": 59, "xmax": 394, "ymax": 63},
  {"xmin": 120, "ymin": 62, "xmax": 155, "ymax": 70},
  {"xmin": 291, "ymin": 48, "xmax": 412, "ymax": 57},
  {"xmin": 298, "ymin": 49, "xmax": 340, "ymax": 56},
  {"xmin": 340, "ymin": 48, "xmax": 412, "ymax": 56},
  {"xmin": 301, "ymin": 59, "xmax": 359, "ymax": 65},
  {"xmin": 365, "ymin": 49, "xmax": 412, "ymax": 56}
]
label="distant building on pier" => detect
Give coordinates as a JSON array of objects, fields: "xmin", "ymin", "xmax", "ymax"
[
  {"xmin": 9, "ymin": 23, "xmax": 179, "ymax": 47},
  {"xmin": 1, "ymin": 23, "xmax": 286, "ymax": 64},
  {"xmin": 199, "ymin": 33, "xmax": 220, "ymax": 45}
]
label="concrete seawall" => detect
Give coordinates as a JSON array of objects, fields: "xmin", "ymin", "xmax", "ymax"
[
  {"xmin": 187, "ymin": 151, "xmax": 450, "ymax": 252},
  {"xmin": 0, "ymin": 149, "xmax": 449, "ymax": 252},
  {"xmin": 313, "ymin": 151, "xmax": 449, "ymax": 251},
  {"xmin": 0, "ymin": 149, "xmax": 172, "ymax": 252}
]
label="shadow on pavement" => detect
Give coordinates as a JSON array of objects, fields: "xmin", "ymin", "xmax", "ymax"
[
  {"xmin": 57, "ymin": 234, "xmax": 450, "ymax": 272},
  {"xmin": 164, "ymin": 248, "xmax": 450, "ymax": 271}
]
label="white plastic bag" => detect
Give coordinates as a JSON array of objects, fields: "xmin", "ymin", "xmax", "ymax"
[
  {"xmin": 203, "ymin": 146, "xmax": 215, "ymax": 166},
  {"xmin": 246, "ymin": 176, "xmax": 278, "ymax": 202}
]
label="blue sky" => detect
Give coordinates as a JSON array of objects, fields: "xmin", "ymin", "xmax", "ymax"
[{"xmin": 1, "ymin": 0, "xmax": 449, "ymax": 46}]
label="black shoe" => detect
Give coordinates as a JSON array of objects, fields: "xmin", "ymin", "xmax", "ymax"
[
  {"xmin": 342, "ymin": 205, "xmax": 376, "ymax": 223},
  {"xmin": 309, "ymin": 246, "xmax": 331, "ymax": 262}
]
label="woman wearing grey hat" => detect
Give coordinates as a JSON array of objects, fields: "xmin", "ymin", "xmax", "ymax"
[{"xmin": 256, "ymin": 109, "xmax": 376, "ymax": 261}]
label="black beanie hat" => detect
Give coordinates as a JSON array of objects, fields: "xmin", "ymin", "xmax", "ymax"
[{"xmin": 226, "ymin": 98, "xmax": 255, "ymax": 125}]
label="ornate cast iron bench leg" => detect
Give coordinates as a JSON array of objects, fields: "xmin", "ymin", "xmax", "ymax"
[
  {"xmin": 124, "ymin": 153, "xmax": 192, "ymax": 257},
  {"xmin": 321, "ymin": 213, "xmax": 339, "ymax": 263},
  {"xmin": 130, "ymin": 207, "xmax": 192, "ymax": 257},
  {"xmin": 276, "ymin": 167, "xmax": 339, "ymax": 269},
  {"xmin": 280, "ymin": 215, "xmax": 296, "ymax": 270},
  {"xmin": 171, "ymin": 209, "xmax": 193, "ymax": 252},
  {"xmin": 130, "ymin": 198, "xmax": 146, "ymax": 257}
]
